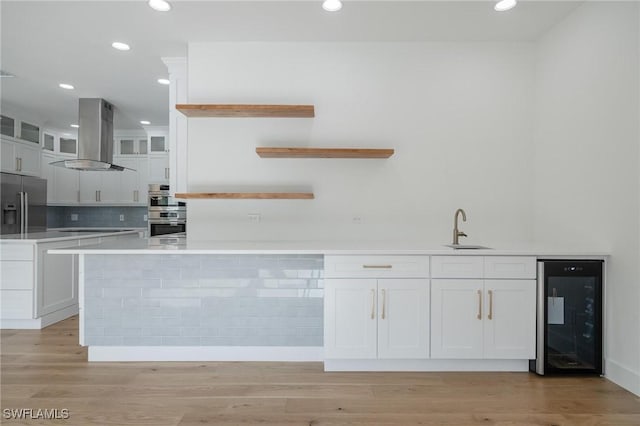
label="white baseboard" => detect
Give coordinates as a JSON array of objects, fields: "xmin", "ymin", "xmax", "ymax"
[
  {"xmin": 605, "ymin": 359, "xmax": 640, "ymax": 396},
  {"xmin": 1, "ymin": 305, "xmax": 78, "ymax": 330},
  {"xmin": 324, "ymin": 359, "xmax": 530, "ymax": 372},
  {"xmin": 88, "ymin": 346, "xmax": 324, "ymax": 362},
  {"xmin": 0, "ymin": 318, "xmax": 42, "ymax": 329}
]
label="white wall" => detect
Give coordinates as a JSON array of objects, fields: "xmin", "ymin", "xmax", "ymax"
[
  {"xmin": 187, "ymin": 42, "xmax": 535, "ymax": 243},
  {"xmin": 533, "ymin": 2, "xmax": 640, "ymax": 394}
]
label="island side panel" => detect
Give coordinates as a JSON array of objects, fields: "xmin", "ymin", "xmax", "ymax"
[{"xmin": 81, "ymin": 254, "xmax": 323, "ymax": 359}]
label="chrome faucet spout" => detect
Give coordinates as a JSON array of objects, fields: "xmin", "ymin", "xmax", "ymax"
[{"xmin": 453, "ymin": 208, "xmax": 468, "ymax": 245}]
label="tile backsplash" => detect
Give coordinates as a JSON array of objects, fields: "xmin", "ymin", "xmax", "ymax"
[
  {"xmin": 83, "ymin": 254, "xmax": 324, "ymax": 347},
  {"xmin": 47, "ymin": 206, "xmax": 147, "ymax": 228}
]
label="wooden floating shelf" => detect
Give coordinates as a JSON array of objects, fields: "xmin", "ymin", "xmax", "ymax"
[
  {"xmin": 174, "ymin": 192, "xmax": 314, "ymax": 200},
  {"xmin": 256, "ymin": 147, "xmax": 395, "ymax": 159},
  {"xmin": 175, "ymin": 104, "xmax": 315, "ymax": 118}
]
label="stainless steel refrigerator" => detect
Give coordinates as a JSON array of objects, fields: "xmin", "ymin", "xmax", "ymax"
[{"xmin": 1, "ymin": 172, "xmax": 47, "ymax": 234}]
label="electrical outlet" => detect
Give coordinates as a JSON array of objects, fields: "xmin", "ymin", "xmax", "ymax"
[
  {"xmin": 352, "ymin": 217, "xmax": 363, "ymax": 224},
  {"xmin": 248, "ymin": 213, "xmax": 261, "ymax": 223},
  {"xmin": 70, "ymin": 214, "xmax": 78, "ymax": 222},
  {"xmin": 143, "ymin": 214, "xmax": 148, "ymax": 222},
  {"xmin": 119, "ymin": 214, "xmax": 125, "ymax": 222}
]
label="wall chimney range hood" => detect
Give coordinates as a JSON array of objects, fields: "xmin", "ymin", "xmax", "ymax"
[{"xmin": 51, "ymin": 98, "xmax": 129, "ymax": 171}]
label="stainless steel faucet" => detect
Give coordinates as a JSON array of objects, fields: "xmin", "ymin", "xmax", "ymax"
[{"xmin": 452, "ymin": 208, "xmax": 467, "ymax": 245}]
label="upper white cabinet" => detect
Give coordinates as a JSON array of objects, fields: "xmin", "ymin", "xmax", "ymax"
[
  {"xmin": 1, "ymin": 138, "xmax": 41, "ymax": 176},
  {"xmin": 117, "ymin": 137, "xmax": 148, "ymax": 156},
  {"xmin": 149, "ymin": 135, "xmax": 168, "ymax": 153}
]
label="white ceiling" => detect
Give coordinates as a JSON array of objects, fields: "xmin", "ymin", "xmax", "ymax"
[{"xmin": 1, "ymin": 0, "xmax": 582, "ymax": 131}]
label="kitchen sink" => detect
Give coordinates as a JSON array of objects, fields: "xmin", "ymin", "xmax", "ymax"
[{"xmin": 444, "ymin": 244, "xmax": 492, "ymax": 250}]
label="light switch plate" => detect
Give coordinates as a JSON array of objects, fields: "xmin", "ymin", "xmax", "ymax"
[
  {"xmin": 119, "ymin": 214, "xmax": 125, "ymax": 222},
  {"xmin": 71, "ymin": 214, "xmax": 78, "ymax": 221}
]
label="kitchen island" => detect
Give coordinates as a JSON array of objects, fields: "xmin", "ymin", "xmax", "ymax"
[
  {"xmin": 0, "ymin": 229, "xmax": 142, "ymax": 329},
  {"xmin": 50, "ymin": 237, "xmax": 607, "ymax": 372}
]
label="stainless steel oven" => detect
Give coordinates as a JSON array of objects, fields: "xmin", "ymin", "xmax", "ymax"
[{"xmin": 148, "ymin": 184, "xmax": 186, "ymax": 236}]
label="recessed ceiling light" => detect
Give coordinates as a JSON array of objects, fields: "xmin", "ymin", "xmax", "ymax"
[
  {"xmin": 495, "ymin": 0, "xmax": 517, "ymax": 12},
  {"xmin": 157, "ymin": 78, "xmax": 170, "ymax": 85},
  {"xmin": 148, "ymin": 0, "xmax": 171, "ymax": 12},
  {"xmin": 59, "ymin": 83, "xmax": 74, "ymax": 90},
  {"xmin": 140, "ymin": 120, "xmax": 151, "ymax": 125},
  {"xmin": 70, "ymin": 124, "xmax": 79, "ymax": 128},
  {"xmin": 322, "ymin": 0, "xmax": 342, "ymax": 12},
  {"xmin": 111, "ymin": 42, "xmax": 131, "ymax": 51}
]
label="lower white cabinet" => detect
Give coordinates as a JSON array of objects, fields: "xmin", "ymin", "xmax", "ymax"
[
  {"xmin": 431, "ymin": 279, "xmax": 536, "ymax": 359},
  {"xmin": 324, "ymin": 278, "xmax": 429, "ymax": 359}
]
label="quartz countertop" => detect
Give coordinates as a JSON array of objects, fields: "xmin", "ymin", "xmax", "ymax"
[
  {"xmin": 0, "ymin": 228, "xmax": 144, "ymax": 243},
  {"xmin": 47, "ymin": 236, "xmax": 609, "ymax": 257}
]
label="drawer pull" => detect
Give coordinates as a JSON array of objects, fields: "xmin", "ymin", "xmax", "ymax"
[
  {"xmin": 477, "ymin": 290, "xmax": 482, "ymax": 320},
  {"xmin": 362, "ymin": 265, "xmax": 392, "ymax": 269}
]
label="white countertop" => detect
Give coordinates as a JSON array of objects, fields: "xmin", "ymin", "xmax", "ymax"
[
  {"xmin": 47, "ymin": 236, "xmax": 609, "ymax": 257},
  {"xmin": 0, "ymin": 228, "xmax": 144, "ymax": 243}
]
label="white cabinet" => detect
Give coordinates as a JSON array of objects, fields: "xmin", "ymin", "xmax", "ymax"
[
  {"xmin": 324, "ymin": 278, "xmax": 429, "ymax": 360},
  {"xmin": 79, "ymin": 171, "xmax": 120, "ymax": 204},
  {"xmin": 148, "ymin": 154, "xmax": 169, "ymax": 183},
  {"xmin": 55, "ymin": 160, "xmax": 80, "ymax": 204},
  {"xmin": 1, "ymin": 139, "xmax": 41, "ymax": 176},
  {"xmin": 115, "ymin": 156, "xmax": 148, "ymax": 204},
  {"xmin": 117, "ymin": 137, "xmax": 148, "ymax": 156},
  {"xmin": 41, "ymin": 152, "xmax": 56, "ymax": 203},
  {"xmin": 430, "ymin": 256, "xmax": 536, "ymax": 360},
  {"xmin": 149, "ymin": 135, "xmax": 168, "ymax": 153},
  {"xmin": 324, "ymin": 255, "xmax": 430, "ymax": 360}
]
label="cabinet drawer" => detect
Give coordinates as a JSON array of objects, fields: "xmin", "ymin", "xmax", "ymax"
[
  {"xmin": 0, "ymin": 261, "xmax": 33, "ymax": 290},
  {"xmin": 484, "ymin": 256, "xmax": 536, "ymax": 279},
  {"xmin": 431, "ymin": 256, "xmax": 483, "ymax": 278},
  {"xmin": 1, "ymin": 244, "xmax": 34, "ymax": 261},
  {"xmin": 324, "ymin": 256, "xmax": 429, "ymax": 278},
  {"xmin": 0, "ymin": 290, "xmax": 33, "ymax": 319}
]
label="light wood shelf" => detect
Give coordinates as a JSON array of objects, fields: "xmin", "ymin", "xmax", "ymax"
[
  {"xmin": 256, "ymin": 147, "xmax": 395, "ymax": 159},
  {"xmin": 174, "ymin": 192, "xmax": 314, "ymax": 200},
  {"xmin": 175, "ymin": 104, "xmax": 315, "ymax": 118}
]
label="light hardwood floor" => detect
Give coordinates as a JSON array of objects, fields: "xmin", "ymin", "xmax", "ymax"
[{"xmin": 1, "ymin": 316, "xmax": 639, "ymax": 425}]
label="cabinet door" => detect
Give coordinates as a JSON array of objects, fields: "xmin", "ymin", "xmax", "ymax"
[
  {"xmin": 115, "ymin": 157, "xmax": 139, "ymax": 203},
  {"xmin": 431, "ymin": 279, "xmax": 483, "ymax": 359},
  {"xmin": 324, "ymin": 279, "xmax": 377, "ymax": 359},
  {"xmin": 99, "ymin": 171, "xmax": 120, "ymax": 203},
  {"xmin": 136, "ymin": 157, "xmax": 149, "ymax": 202},
  {"xmin": 15, "ymin": 144, "xmax": 41, "ymax": 176},
  {"xmin": 55, "ymin": 163, "xmax": 79, "ymax": 204},
  {"xmin": 149, "ymin": 135, "xmax": 167, "ymax": 153},
  {"xmin": 1, "ymin": 140, "xmax": 16, "ymax": 172},
  {"xmin": 148, "ymin": 154, "xmax": 169, "ymax": 183},
  {"xmin": 377, "ymin": 279, "xmax": 429, "ymax": 359},
  {"xmin": 79, "ymin": 171, "xmax": 102, "ymax": 203},
  {"xmin": 483, "ymin": 280, "xmax": 536, "ymax": 359},
  {"xmin": 41, "ymin": 153, "xmax": 56, "ymax": 203}
]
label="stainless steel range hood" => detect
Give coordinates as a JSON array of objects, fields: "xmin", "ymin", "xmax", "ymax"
[{"xmin": 51, "ymin": 98, "xmax": 127, "ymax": 171}]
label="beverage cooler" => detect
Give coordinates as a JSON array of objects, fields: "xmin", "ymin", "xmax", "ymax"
[{"xmin": 531, "ymin": 260, "xmax": 603, "ymax": 375}]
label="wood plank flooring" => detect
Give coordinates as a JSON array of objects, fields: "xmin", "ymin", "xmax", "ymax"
[{"xmin": 1, "ymin": 316, "xmax": 639, "ymax": 425}]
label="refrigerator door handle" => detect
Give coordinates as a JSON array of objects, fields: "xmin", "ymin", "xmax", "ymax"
[
  {"xmin": 19, "ymin": 192, "xmax": 25, "ymax": 233},
  {"xmin": 24, "ymin": 192, "xmax": 28, "ymax": 232}
]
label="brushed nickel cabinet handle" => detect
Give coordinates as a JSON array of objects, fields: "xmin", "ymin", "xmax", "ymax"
[
  {"xmin": 363, "ymin": 265, "xmax": 392, "ymax": 269},
  {"xmin": 370, "ymin": 289, "xmax": 375, "ymax": 319},
  {"xmin": 77, "ymin": 190, "xmax": 80, "ymax": 202},
  {"xmin": 488, "ymin": 290, "xmax": 493, "ymax": 320},
  {"xmin": 477, "ymin": 290, "xmax": 482, "ymax": 320},
  {"xmin": 381, "ymin": 289, "xmax": 386, "ymax": 320},
  {"xmin": 95, "ymin": 190, "xmax": 99, "ymax": 202}
]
